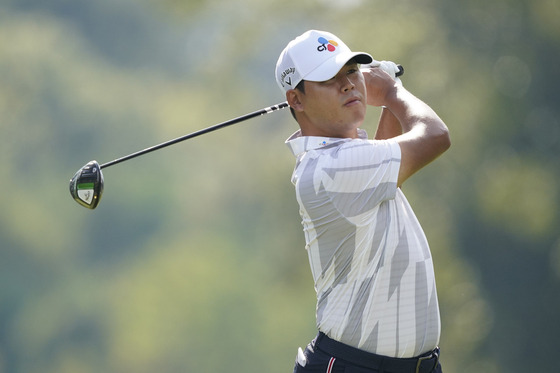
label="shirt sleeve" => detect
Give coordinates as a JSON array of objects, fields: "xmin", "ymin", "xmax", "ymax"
[{"xmin": 319, "ymin": 139, "xmax": 401, "ymax": 217}]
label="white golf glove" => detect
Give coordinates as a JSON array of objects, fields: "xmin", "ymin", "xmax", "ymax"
[{"xmin": 362, "ymin": 60, "xmax": 403, "ymax": 86}]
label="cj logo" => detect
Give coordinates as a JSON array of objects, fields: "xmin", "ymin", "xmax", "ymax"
[{"xmin": 317, "ymin": 37, "xmax": 338, "ymax": 52}]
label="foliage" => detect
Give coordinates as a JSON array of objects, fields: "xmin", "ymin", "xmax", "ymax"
[{"xmin": 0, "ymin": 0, "xmax": 558, "ymax": 372}]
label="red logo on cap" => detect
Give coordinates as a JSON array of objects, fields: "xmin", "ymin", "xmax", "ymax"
[{"xmin": 317, "ymin": 37, "xmax": 338, "ymax": 52}]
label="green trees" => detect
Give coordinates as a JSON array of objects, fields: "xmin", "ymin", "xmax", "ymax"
[{"xmin": 0, "ymin": 0, "xmax": 558, "ymax": 371}]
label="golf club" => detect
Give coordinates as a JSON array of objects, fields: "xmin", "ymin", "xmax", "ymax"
[
  {"xmin": 69, "ymin": 63, "xmax": 404, "ymax": 210},
  {"xmin": 69, "ymin": 101, "xmax": 289, "ymax": 209}
]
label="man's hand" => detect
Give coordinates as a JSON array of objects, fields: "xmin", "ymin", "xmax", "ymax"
[
  {"xmin": 362, "ymin": 60, "xmax": 403, "ymax": 85},
  {"xmin": 361, "ymin": 61, "xmax": 402, "ymax": 107}
]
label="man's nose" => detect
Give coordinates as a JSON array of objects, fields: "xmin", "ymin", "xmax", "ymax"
[{"xmin": 341, "ymin": 77, "xmax": 355, "ymax": 92}]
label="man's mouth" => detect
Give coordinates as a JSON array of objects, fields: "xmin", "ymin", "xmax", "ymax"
[{"xmin": 344, "ymin": 96, "xmax": 362, "ymax": 106}]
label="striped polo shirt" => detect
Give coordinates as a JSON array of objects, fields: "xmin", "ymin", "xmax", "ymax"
[{"xmin": 286, "ymin": 129, "xmax": 440, "ymax": 358}]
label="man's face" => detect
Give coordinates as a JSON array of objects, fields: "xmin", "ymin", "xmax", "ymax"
[{"xmin": 291, "ymin": 61, "xmax": 367, "ymax": 138}]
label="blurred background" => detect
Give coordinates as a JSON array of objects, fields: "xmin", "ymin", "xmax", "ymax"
[{"xmin": 1, "ymin": 0, "xmax": 559, "ymax": 372}]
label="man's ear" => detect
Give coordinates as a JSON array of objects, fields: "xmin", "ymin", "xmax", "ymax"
[{"xmin": 286, "ymin": 89, "xmax": 304, "ymax": 112}]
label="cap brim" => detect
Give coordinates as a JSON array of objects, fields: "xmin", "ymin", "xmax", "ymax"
[{"xmin": 304, "ymin": 52, "xmax": 373, "ymax": 82}]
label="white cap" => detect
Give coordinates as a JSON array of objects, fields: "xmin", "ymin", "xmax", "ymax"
[{"xmin": 275, "ymin": 30, "xmax": 373, "ymax": 93}]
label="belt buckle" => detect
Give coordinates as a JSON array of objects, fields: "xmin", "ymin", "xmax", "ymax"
[{"xmin": 415, "ymin": 348, "xmax": 439, "ymax": 373}]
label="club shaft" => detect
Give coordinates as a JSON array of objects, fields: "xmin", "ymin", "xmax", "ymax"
[{"xmin": 100, "ymin": 101, "xmax": 289, "ymax": 169}]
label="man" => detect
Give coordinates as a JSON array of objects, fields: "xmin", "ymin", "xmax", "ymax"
[{"xmin": 275, "ymin": 30, "xmax": 450, "ymax": 373}]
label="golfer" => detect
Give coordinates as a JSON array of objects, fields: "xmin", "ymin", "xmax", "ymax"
[{"xmin": 276, "ymin": 30, "xmax": 450, "ymax": 373}]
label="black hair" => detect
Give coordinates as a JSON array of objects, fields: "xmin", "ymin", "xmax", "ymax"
[{"xmin": 289, "ymin": 80, "xmax": 305, "ymax": 121}]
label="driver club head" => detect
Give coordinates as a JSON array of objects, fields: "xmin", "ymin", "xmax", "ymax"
[{"xmin": 69, "ymin": 160, "xmax": 104, "ymax": 209}]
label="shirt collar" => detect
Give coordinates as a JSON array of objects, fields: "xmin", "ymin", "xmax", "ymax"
[{"xmin": 285, "ymin": 129, "xmax": 369, "ymax": 156}]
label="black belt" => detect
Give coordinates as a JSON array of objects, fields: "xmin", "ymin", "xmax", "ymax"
[{"xmin": 315, "ymin": 332, "xmax": 440, "ymax": 373}]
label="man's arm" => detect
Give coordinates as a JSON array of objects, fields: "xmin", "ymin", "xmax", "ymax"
[
  {"xmin": 364, "ymin": 68, "xmax": 451, "ymax": 186},
  {"xmin": 387, "ymin": 86, "xmax": 450, "ymax": 186},
  {"xmin": 374, "ymin": 107, "xmax": 402, "ymax": 140}
]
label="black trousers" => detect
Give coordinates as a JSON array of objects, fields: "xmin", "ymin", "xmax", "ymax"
[{"xmin": 293, "ymin": 333, "xmax": 442, "ymax": 373}]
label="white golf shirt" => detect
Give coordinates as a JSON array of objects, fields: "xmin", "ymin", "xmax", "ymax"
[{"xmin": 286, "ymin": 129, "xmax": 441, "ymax": 358}]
